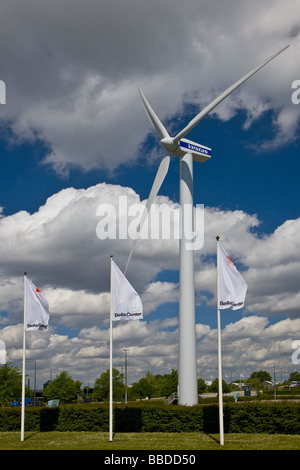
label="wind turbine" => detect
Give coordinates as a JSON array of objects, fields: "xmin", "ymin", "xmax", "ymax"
[{"xmin": 125, "ymin": 45, "xmax": 289, "ymax": 405}]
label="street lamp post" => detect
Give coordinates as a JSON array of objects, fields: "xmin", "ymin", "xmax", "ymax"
[
  {"xmin": 123, "ymin": 348, "xmax": 129, "ymax": 405},
  {"xmin": 50, "ymin": 368, "xmax": 61, "ymax": 381},
  {"xmin": 27, "ymin": 360, "xmax": 37, "ymax": 405}
]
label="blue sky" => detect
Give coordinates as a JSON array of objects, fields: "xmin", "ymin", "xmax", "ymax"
[{"xmin": 0, "ymin": 0, "xmax": 300, "ymax": 387}]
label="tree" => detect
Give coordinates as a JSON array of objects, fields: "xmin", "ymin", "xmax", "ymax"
[
  {"xmin": 250, "ymin": 370, "xmax": 272, "ymax": 383},
  {"xmin": 0, "ymin": 363, "xmax": 23, "ymax": 406},
  {"xmin": 43, "ymin": 371, "xmax": 82, "ymax": 403},
  {"xmin": 129, "ymin": 369, "xmax": 178, "ymax": 399},
  {"xmin": 290, "ymin": 371, "xmax": 300, "ymax": 383},
  {"xmin": 197, "ymin": 378, "xmax": 206, "ymax": 394},
  {"xmin": 208, "ymin": 378, "xmax": 231, "ymax": 394},
  {"xmin": 132, "ymin": 378, "xmax": 153, "ymax": 399},
  {"xmin": 150, "ymin": 370, "xmax": 178, "ymax": 398},
  {"xmin": 131, "ymin": 370, "xmax": 162, "ymax": 400},
  {"xmin": 93, "ymin": 368, "xmax": 124, "ymax": 401},
  {"xmin": 161, "ymin": 369, "xmax": 178, "ymax": 397}
]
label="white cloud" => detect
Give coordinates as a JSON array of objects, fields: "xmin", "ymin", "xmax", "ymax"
[
  {"xmin": 0, "ymin": 182, "xmax": 299, "ymax": 325},
  {"xmin": 1, "ymin": 313, "xmax": 298, "ymax": 386},
  {"xmin": 44, "ymin": 287, "xmax": 110, "ymax": 329},
  {"xmin": 197, "ymin": 315, "xmax": 300, "ymax": 376},
  {"xmin": 0, "ymin": 181, "xmax": 299, "ymax": 384},
  {"xmin": 0, "ymin": 0, "xmax": 299, "ymax": 173},
  {"xmin": 142, "ymin": 281, "xmax": 179, "ymax": 314},
  {"xmin": 0, "ymin": 183, "xmax": 142, "ymax": 291}
]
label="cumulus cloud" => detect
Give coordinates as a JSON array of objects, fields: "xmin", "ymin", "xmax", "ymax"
[
  {"xmin": 0, "ymin": 182, "xmax": 299, "ymax": 326},
  {"xmin": 1, "ymin": 313, "xmax": 299, "ymax": 386},
  {"xmin": 197, "ymin": 315, "xmax": 300, "ymax": 378},
  {"xmin": 0, "ymin": 0, "xmax": 299, "ymax": 173},
  {"xmin": 0, "ymin": 181, "xmax": 298, "ymax": 384}
]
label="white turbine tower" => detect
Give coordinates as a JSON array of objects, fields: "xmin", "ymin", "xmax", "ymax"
[{"xmin": 125, "ymin": 45, "xmax": 289, "ymax": 406}]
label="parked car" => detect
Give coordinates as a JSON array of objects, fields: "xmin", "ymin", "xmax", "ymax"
[{"xmin": 10, "ymin": 398, "xmax": 32, "ymax": 406}]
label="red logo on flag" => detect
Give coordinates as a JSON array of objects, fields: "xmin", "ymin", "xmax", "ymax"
[{"xmin": 227, "ymin": 256, "xmax": 235, "ymax": 267}]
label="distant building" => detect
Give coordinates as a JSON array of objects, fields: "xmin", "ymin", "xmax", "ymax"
[{"xmin": 263, "ymin": 380, "xmax": 280, "ymax": 389}]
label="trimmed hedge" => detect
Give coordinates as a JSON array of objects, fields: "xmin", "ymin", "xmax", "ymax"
[
  {"xmin": 0, "ymin": 402, "xmax": 299, "ymax": 434},
  {"xmin": 225, "ymin": 402, "xmax": 300, "ymax": 434}
]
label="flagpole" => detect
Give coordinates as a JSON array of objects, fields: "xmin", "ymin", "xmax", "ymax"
[
  {"xmin": 109, "ymin": 255, "xmax": 113, "ymax": 442},
  {"xmin": 21, "ymin": 272, "xmax": 27, "ymax": 442},
  {"xmin": 216, "ymin": 237, "xmax": 224, "ymax": 446}
]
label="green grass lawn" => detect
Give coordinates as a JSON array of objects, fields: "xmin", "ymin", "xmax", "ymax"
[{"xmin": 0, "ymin": 432, "xmax": 299, "ymax": 450}]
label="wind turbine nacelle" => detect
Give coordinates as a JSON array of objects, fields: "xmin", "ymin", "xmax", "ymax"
[{"xmin": 177, "ymin": 138, "xmax": 211, "ymax": 162}]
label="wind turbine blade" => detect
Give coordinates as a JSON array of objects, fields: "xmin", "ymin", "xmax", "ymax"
[
  {"xmin": 137, "ymin": 84, "xmax": 170, "ymax": 140},
  {"xmin": 173, "ymin": 45, "xmax": 289, "ymax": 143},
  {"xmin": 124, "ymin": 154, "xmax": 170, "ymax": 274}
]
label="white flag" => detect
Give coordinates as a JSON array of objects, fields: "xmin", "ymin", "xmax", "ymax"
[
  {"xmin": 25, "ymin": 277, "xmax": 49, "ymax": 330},
  {"xmin": 112, "ymin": 260, "xmax": 143, "ymax": 321},
  {"xmin": 218, "ymin": 243, "xmax": 247, "ymax": 310}
]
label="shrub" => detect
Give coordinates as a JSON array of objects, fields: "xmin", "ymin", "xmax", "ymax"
[{"xmin": 0, "ymin": 401, "xmax": 299, "ymax": 434}]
